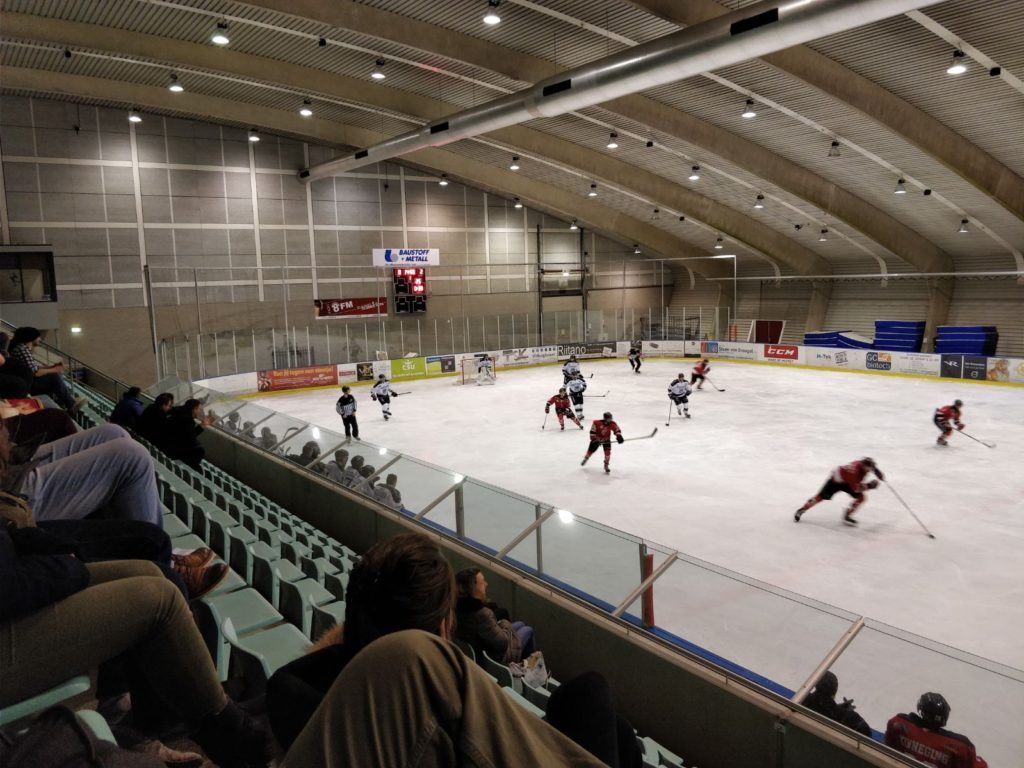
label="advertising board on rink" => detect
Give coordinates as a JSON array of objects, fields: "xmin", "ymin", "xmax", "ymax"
[
  {"xmin": 892, "ymin": 352, "xmax": 941, "ymax": 377},
  {"xmin": 557, "ymin": 341, "xmax": 616, "ymax": 359},
  {"xmin": 637, "ymin": 340, "xmax": 688, "ymax": 356},
  {"xmin": 256, "ymin": 365, "xmax": 337, "ymax": 392},
  {"xmin": 761, "ymin": 344, "xmax": 800, "ymax": 363},
  {"xmin": 498, "ymin": 346, "xmax": 557, "ymax": 367},
  {"xmin": 715, "ymin": 342, "xmax": 758, "ymax": 360}
]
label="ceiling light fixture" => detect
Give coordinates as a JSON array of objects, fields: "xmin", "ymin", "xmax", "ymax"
[
  {"xmin": 513, "ymin": 197, "xmax": 523, "ymax": 209},
  {"xmin": 646, "ymin": 140, "xmax": 654, "ymax": 148},
  {"xmin": 651, "ymin": 208, "xmax": 660, "ymax": 220},
  {"xmin": 371, "ymin": 59, "xmax": 386, "ymax": 80},
  {"xmin": 606, "ymin": 132, "xmax": 619, "ymax": 149},
  {"xmin": 483, "ymin": 0, "xmax": 501, "ymax": 25},
  {"xmin": 168, "ymin": 74, "xmax": 184, "ymax": 93},
  {"xmin": 299, "ymin": 100, "xmax": 313, "ymax": 117},
  {"xmin": 438, "ymin": 174, "xmax": 449, "ymax": 186},
  {"xmin": 678, "ymin": 215, "xmax": 685, "ymax": 222},
  {"xmin": 753, "ymin": 194, "xmax": 765, "ymax": 209},
  {"xmin": 318, "ymin": 37, "xmax": 327, "ymax": 47},
  {"xmin": 946, "ymin": 49, "xmax": 967, "ymax": 75},
  {"xmin": 714, "ymin": 236, "xmax": 723, "ymax": 250},
  {"xmin": 247, "ymin": 128, "xmax": 260, "ymax": 142},
  {"xmin": 509, "ymin": 155, "xmax": 520, "ymax": 171},
  {"xmin": 688, "ymin": 165, "xmax": 700, "ymax": 181},
  {"xmin": 211, "ymin": 22, "xmax": 230, "ymax": 46},
  {"xmin": 128, "ymin": 110, "xmax": 142, "ymax": 124},
  {"xmin": 569, "ymin": 219, "xmax": 578, "ymax": 231},
  {"xmin": 894, "ymin": 178, "xmax": 907, "ymax": 194},
  {"xmin": 958, "ymin": 218, "xmax": 969, "ymax": 234},
  {"xmin": 741, "ymin": 98, "xmax": 757, "ymax": 119},
  {"xmin": 819, "ymin": 228, "xmax": 828, "ymax": 242},
  {"xmin": 828, "ymin": 140, "xmax": 841, "ymax": 158},
  {"xmin": 633, "ymin": 245, "xmax": 641, "ymax": 255},
  {"xmin": 588, "ymin": 183, "xmax": 597, "ymax": 197}
]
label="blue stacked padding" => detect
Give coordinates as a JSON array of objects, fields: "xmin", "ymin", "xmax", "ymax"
[
  {"xmin": 804, "ymin": 330, "xmax": 845, "ymax": 346},
  {"xmin": 934, "ymin": 326, "xmax": 998, "ymax": 356},
  {"xmin": 872, "ymin": 320, "xmax": 925, "ymax": 352},
  {"xmin": 836, "ymin": 332, "xmax": 874, "ymax": 350}
]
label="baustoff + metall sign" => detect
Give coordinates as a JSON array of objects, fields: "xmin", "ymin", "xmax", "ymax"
[{"xmin": 372, "ymin": 248, "xmax": 440, "ymax": 266}]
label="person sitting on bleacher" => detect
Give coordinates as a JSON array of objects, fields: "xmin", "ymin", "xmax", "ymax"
[
  {"xmin": 137, "ymin": 392, "xmax": 173, "ymax": 447},
  {"xmin": 4, "ymin": 327, "xmax": 86, "ymax": 414},
  {"xmin": 0, "ymin": 522, "xmax": 269, "ymax": 768},
  {"xmin": 0, "ymin": 333, "xmax": 32, "ymax": 399},
  {"xmin": 3, "ymin": 405, "xmax": 77, "ymax": 446},
  {"xmin": 340, "ymin": 454, "xmax": 364, "ymax": 487},
  {"xmin": 109, "ymin": 386, "xmax": 144, "ymax": 431},
  {"xmin": 0, "ymin": 420, "xmax": 161, "ymax": 527},
  {"xmin": 455, "ymin": 567, "xmax": 535, "ymax": 664},
  {"xmin": 162, "ymin": 398, "xmax": 215, "ymax": 471}
]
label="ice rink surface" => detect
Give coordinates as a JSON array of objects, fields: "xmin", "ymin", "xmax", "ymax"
[{"xmin": 252, "ymin": 359, "xmax": 1024, "ymax": 671}]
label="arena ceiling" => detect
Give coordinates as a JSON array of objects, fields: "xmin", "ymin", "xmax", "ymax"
[{"xmin": 1, "ymin": 0, "xmax": 1022, "ymax": 283}]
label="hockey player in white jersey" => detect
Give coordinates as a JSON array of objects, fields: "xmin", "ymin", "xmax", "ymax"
[
  {"xmin": 562, "ymin": 355, "xmax": 581, "ymax": 384},
  {"xmin": 370, "ymin": 374, "xmax": 398, "ymax": 421},
  {"xmin": 476, "ymin": 355, "xmax": 495, "ymax": 384},
  {"xmin": 668, "ymin": 374, "xmax": 693, "ymax": 418},
  {"xmin": 565, "ymin": 372, "xmax": 588, "ymax": 422}
]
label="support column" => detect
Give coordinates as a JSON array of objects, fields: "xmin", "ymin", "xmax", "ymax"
[
  {"xmin": 805, "ymin": 280, "xmax": 833, "ymax": 332},
  {"xmin": 924, "ymin": 277, "xmax": 954, "ymax": 353}
]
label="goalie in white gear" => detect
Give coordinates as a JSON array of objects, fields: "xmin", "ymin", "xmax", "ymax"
[
  {"xmin": 476, "ymin": 355, "xmax": 495, "ymax": 385},
  {"xmin": 561, "ymin": 355, "xmax": 581, "ymax": 384},
  {"xmin": 565, "ymin": 372, "xmax": 587, "ymax": 421},
  {"xmin": 370, "ymin": 374, "xmax": 398, "ymax": 421},
  {"xmin": 668, "ymin": 374, "xmax": 692, "ymax": 418}
]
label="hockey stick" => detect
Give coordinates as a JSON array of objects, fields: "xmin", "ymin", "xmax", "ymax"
[
  {"xmin": 665, "ymin": 400, "xmax": 673, "ymax": 427},
  {"xmin": 885, "ymin": 482, "xmax": 935, "ymax": 539},
  {"xmin": 703, "ymin": 377, "xmax": 726, "ymax": 393},
  {"xmin": 957, "ymin": 430, "xmax": 996, "ymax": 449},
  {"xmin": 589, "ymin": 390, "xmax": 611, "ymax": 398},
  {"xmin": 622, "ymin": 428, "xmax": 658, "ymax": 442},
  {"xmin": 542, "ymin": 411, "xmax": 549, "ymax": 430},
  {"xmin": 395, "ymin": 391, "xmax": 412, "ymax": 395}
]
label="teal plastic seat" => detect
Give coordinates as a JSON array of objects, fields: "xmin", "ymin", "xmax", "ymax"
[
  {"xmin": 0, "ymin": 675, "xmax": 91, "ymax": 726},
  {"xmin": 171, "ymin": 532, "xmax": 209, "ymax": 553},
  {"xmin": 278, "ymin": 576, "xmax": 335, "ymax": 636},
  {"xmin": 323, "ymin": 571, "xmax": 349, "ymax": 602},
  {"xmin": 280, "ymin": 540, "xmax": 311, "ymax": 566},
  {"xmin": 299, "ymin": 556, "xmax": 339, "ymax": 584},
  {"xmin": 481, "ymin": 650, "xmax": 520, "ymax": 692},
  {"xmin": 310, "ymin": 600, "xmax": 346, "ymax": 641},
  {"xmin": 194, "ymin": 588, "xmax": 284, "ymax": 679},
  {"xmin": 641, "ymin": 737, "xmax": 686, "ymax": 768},
  {"xmin": 222, "ymin": 618, "xmax": 310, "ymax": 696},
  {"xmin": 162, "ymin": 512, "xmax": 190, "ymax": 539},
  {"xmin": 76, "ymin": 709, "xmax": 117, "ymax": 744},
  {"xmin": 501, "ymin": 686, "xmax": 545, "ymax": 718},
  {"xmin": 252, "ymin": 554, "xmax": 306, "ymax": 608},
  {"xmin": 520, "ymin": 681, "xmax": 551, "ymax": 713}
]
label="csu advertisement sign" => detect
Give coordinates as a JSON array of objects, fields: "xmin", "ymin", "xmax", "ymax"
[{"xmin": 372, "ymin": 248, "xmax": 440, "ymax": 266}]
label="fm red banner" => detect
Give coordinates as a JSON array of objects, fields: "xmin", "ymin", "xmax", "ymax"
[
  {"xmin": 763, "ymin": 344, "xmax": 800, "ymax": 361},
  {"xmin": 315, "ymin": 297, "xmax": 387, "ymax": 319},
  {"xmin": 257, "ymin": 365, "xmax": 338, "ymax": 392}
]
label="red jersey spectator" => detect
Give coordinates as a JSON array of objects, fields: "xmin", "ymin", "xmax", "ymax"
[{"xmin": 885, "ymin": 693, "xmax": 987, "ymax": 768}]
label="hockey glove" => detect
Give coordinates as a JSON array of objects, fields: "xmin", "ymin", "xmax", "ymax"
[
  {"xmin": 956, "ymin": 422, "xmax": 964, "ymax": 430},
  {"xmin": 616, "ymin": 434, "xmax": 624, "ymax": 444},
  {"xmin": 370, "ymin": 394, "xmax": 377, "ymax": 401},
  {"xmin": 874, "ymin": 469, "xmax": 885, "ymax": 482},
  {"xmin": 864, "ymin": 480, "xmax": 879, "ymax": 490},
  {"xmin": 545, "ymin": 406, "xmax": 550, "ymax": 413},
  {"xmin": 392, "ymin": 393, "xmax": 398, "ymax": 398}
]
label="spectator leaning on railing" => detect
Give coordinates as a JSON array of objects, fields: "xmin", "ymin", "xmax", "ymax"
[{"xmin": 4, "ymin": 327, "xmax": 85, "ymax": 414}]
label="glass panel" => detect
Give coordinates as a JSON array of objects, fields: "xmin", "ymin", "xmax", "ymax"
[
  {"xmin": 459, "ymin": 480, "xmax": 541, "ymax": 560},
  {"xmin": 830, "ymin": 620, "xmax": 1023, "ymax": 767},
  {"xmin": 221, "ymin": 403, "xmax": 277, "ymax": 443},
  {"xmin": 382, "ymin": 456, "xmax": 460, "ymax": 520},
  {"xmin": 248, "ymin": 413, "xmax": 309, "ymax": 453},
  {"xmin": 311, "ymin": 434, "xmax": 358, "ymax": 478}
]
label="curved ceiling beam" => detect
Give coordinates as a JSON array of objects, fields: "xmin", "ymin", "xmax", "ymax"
[
  {"xmin": 631, "ymin": 0, "xmax": 1024, "ymax": 224},
  {"xmin": 0, "ymin": 66, "xmax": 733, "ymax": 282},
  {"xmin": 0, "ymin": 13, "xmax": 823, "ymax": 275},
  {"xmin": 236, "ymin": 0, "xmax": 952, "ymax": 273}
]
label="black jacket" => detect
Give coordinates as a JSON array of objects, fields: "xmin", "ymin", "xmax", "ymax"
[
  {"xmin": 0, "ymin": 522, "xmax": 90, "ymax": 623},
  {"xmin": 137, "ymin": 404, "xmax": 170, "ymax": 446}
]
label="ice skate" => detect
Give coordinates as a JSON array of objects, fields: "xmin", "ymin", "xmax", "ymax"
[
  {"xmin": 604, "ymin": 463, "xmax": 610, "ymax": 474},
  {"xmin": 685, "ymin": 412, "xmax": 691, "ymax": 419},
  {"xmin": 843, "ymin": 511, "xmax": 858, "ymax": 526},
  {"xmin": 936, "ymin": 436, "xmax": 947, "ymax": 446},
  {"xmin": 560, "ymin": 425, "xmax": 564, "ymax": 431},
  {"xmin": 581, "ymin": 455, "xmax": 589, "ymax": 466}
]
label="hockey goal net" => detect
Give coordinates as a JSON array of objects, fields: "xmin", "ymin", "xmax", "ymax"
[{"xmin": 455, "ymin": 357, "xmax": 498, "ymax": 385}]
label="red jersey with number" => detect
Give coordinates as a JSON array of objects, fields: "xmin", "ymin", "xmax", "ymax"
[
  {"xmin": 832, "ymin": 460, "xmax": 871, "ymax": 491},
  {"xmin": 695, "ymin": 361, "xmax": 710, "ymax": 375},
  {"xmin": 547, "ymin": 394, "xmax": 572, "ymax": 411},
  {"xmin": 935, "ymin": 405, "xmax": 961, "ymax": 423},
  {"xmin": 885, "ymin": 714, "xmax": 979, "ymax": 768},
  {"xmin": 589, "ymin": 419, "xmax": 621, "ymax": 442}
]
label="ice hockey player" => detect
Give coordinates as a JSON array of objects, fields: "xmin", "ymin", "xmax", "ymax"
[
  {"xmin": 335, "ymin": 384, "xmax": 359, "ymax": 438},
  {"xmin": 546, "ymin": 387, "xmax": 584, "ymax": 430},
  {"xmin": 690, "ymin": 358, "xmax": 711, "ymax": 389},
  {"xmin": 628, "ymin": 343, "xmax": 642, "ymax": 374},
  {"xmin": 341, "ymin": 454, "xmax": 365, "ymax": 487},
  {"xmin": 885, "ymin": 693, "xmax": 987, "ymax": 768},
  {"xmin": 476, "ymin": 355, "xmax": 496, "ymax": 384},
  {"xmin": 667, "ymin": 374, "xmax": 693, "ymax": 418},
  {"xmin": 562, "ymin": 354, "xmax": 582, "ymax": 384},
  {"xmin": 565, "ymin": 372, "xmax": 588, "ymax": 422},
  {"xmin": 581, "ymin": 411, "xmax": 623, "ymax": 474},
  {"xmin": 933, "ymin": 399, "xmax": 964, "ymax": 446},
  {"xmin": 794, "ymin": 457, "xmax": 885, "ymax": 526},
  {"xmin": 369, "ymin": 374, "xmax": 398, "ymax": 421}
]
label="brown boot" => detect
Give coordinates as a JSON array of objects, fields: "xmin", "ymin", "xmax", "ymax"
[
  {"xmin": 176, "ymin": 562, "xmax": 230, "ymax": 600},
  {"xmin": 171, "ymin": 547, "xmax": 215, "ymax": 568}
]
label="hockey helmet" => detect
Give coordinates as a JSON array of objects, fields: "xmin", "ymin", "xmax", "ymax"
[
  {"xmin": 679, "ymin": 373, "xmax": 686, "ymax": 379},
  {"xmin": 861, "ymin": 457, "xmax": 876, "ymax": 469},
  {"xmin": 569, "ymin": 355, "xmax": 577, "ymax": 361},
  {"xmin": 558, "ymin": 387, "xmax": 567, "ymax": 394},
  {"xmin": 917, "ymin": 692, "xmax": 950, "ymax": 728},
  {"xmin": 378, "ymin": 374, "xmax": 386, "ymax": 380},
  {"xmin": 603, "ymin": 411, "xmax": 613, "ymax": 420},
  {"xmin": 953, "ymin": 399, "xmax": 963, "ymax": 408}
]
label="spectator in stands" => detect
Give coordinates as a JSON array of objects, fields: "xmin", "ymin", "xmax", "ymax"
[
  {"xmin": 0, "ymin": 421, "xmax": 162, "ymax": 527},
  {"xmin": 340, "ymin": 454, "xmax": 364, "ymax": 487},
  {"xmin": 0, "ymin": 524, "xmax": 269, "ymax": 768},
  {"xmin": 137, "ymin": 392, "xmax": 173, "ymax": 447},
  {"xmin": 885, "ymin": 692, "xmax": 987, "ymax": 768},
  {"xmin": 4, "ymin": 327, "xmax": 85, "ymax": 413},
  {"xmin": 109, "ymin": 386, "xmax": 144, "ymax": 431},
  {"xmin": 373, "ymin": 472, "xmax": 402, "ymax": 510},
  {"xmin": 455, "ymin": 567, "xmax": 535, "ymax": 663},
  {"xmin": 162, "ymin": 398, "xmax": 214, "ymax": 470},
  {"xmin": 322, "ymin": 448, "xmax": 348, "ymax": 483},
  {"xmin": 801, "ymin": 670, "xmax": 872, "ymax": 737},
  {"xmin": 0, "ymin": 333, "xmax": 32, "ymax": 398},
  {"xmin": 3, "ymin": 406, "xmax": 77, "ymax": 446}
]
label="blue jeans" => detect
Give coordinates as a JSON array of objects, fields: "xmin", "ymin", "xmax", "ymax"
[
  {"xmin": 21, "ymin": 424, "xmax": 162, "ymax": 527},
  {"xmin": 512, "ymin": 621, "xmax": 536, "ymax": 658}
]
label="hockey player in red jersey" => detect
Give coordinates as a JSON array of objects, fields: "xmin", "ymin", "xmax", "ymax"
[
  {"xmin": 885, "ymin": 693, "xmax": 988, "ymax": 768},
  {"xmin": 690, "ymin": 359, "xmax": 711, "ymax": 389},
  {"xmin": 546, "ymin": 388, "xmax": 583, "ymax": 431},
  {"xmin": 934, "ymin": 399, "xmax": 965, "ymax": 446},
  {"xmin": 794, "ymin": 457, "xmax": 885, "ymax": 526},
  {"xmin": 581, "ymin": 412, "xmax": 623, "ymax": 474}
]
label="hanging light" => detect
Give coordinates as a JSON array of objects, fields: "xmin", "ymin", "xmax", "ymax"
[
  {"xmin": 128, "ymin": 109, "xmax": 142, "ymax": 124},
  {"xmin": 828, "ymin": 140, "xmax": 841, "ymax": 158},
  {"xmin": 438, "ymin": 174, "xmax": 449, "ymax": 186},
  {"xmin": 958, "ymin": 218, "xmax": 969, "ymax": 234},
  {"xmin": 606, "ymin": 132, "xmax": 619, "ymax": 149},
  {"xmin": 513, "ymin": 197, "xmax": 523, "ymax": 209},
  {"xmin": 509, "ymin": 155, "xmax": 520, "ymax": 171},
  {"xmin": 211, "ymin": 22, "xmax": 230, "ymax": 46},
  {"xmin": 371, "ymin": 59, "xmax": 386, "ymax": 80},
  {"xmin": 714, "ymin": 236, "xmax": 723, "ymax": 250},
  {"xmin": 588, "ymin": 183, "xmax": 597, "ymax": 197},
  {"xmin": 946, "ymin": 49, "xmax": 967, "ymax": 75},
  {"xmin": 688, "ymin": 165, "xmax": 700, "ymax": 181},
  {"xmin": 678, "ymin": 215, "xmax": 685, "ymax": 222},
  {"xmin": 633, "ymin": 245, "xmax": 642, "ymax": 255},
  {"xmin": 247, "ymin": 128, "xmax": 260, "ymax": 143},
  {"xmin": 168, "ymin": 74, "xmax": 184, "ymax": 93},
  {"xmin": 651, "ymin": 208, "xmax": 660, "ymax": 221},
  {"xmin": 819, "ymin": 228, "xmax": 828, "ymax": 242},
  {"xmin": 569, "ymin": 219, "xmax": 578, "ymax": 231},
  {"xmin": 741, "ymin": 98, "xmax": 757, "ymax": 119},
  {"xmin": 753, "ymin": 194, "xmax": 765, "ymax": 209},
  {"xmin": 299, "ymin": 100, "xmax": 313, "ymax": 117},
  {"xmin": 894, "ymin": 178, "xmax": 907, "ymax": 194},
  {"xmin": 483, "ymin": 0, "xmax": 501, "ymax": 25}
]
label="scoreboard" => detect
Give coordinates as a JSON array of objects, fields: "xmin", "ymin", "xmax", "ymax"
[{"xmin": 392, "ymin": 267, "xmax": 427, "ymax": 313}]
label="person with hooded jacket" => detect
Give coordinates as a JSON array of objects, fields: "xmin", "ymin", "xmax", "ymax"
[{"xmin": 454, "ymin": 567, "xmax": 534, "ymax": 663}]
